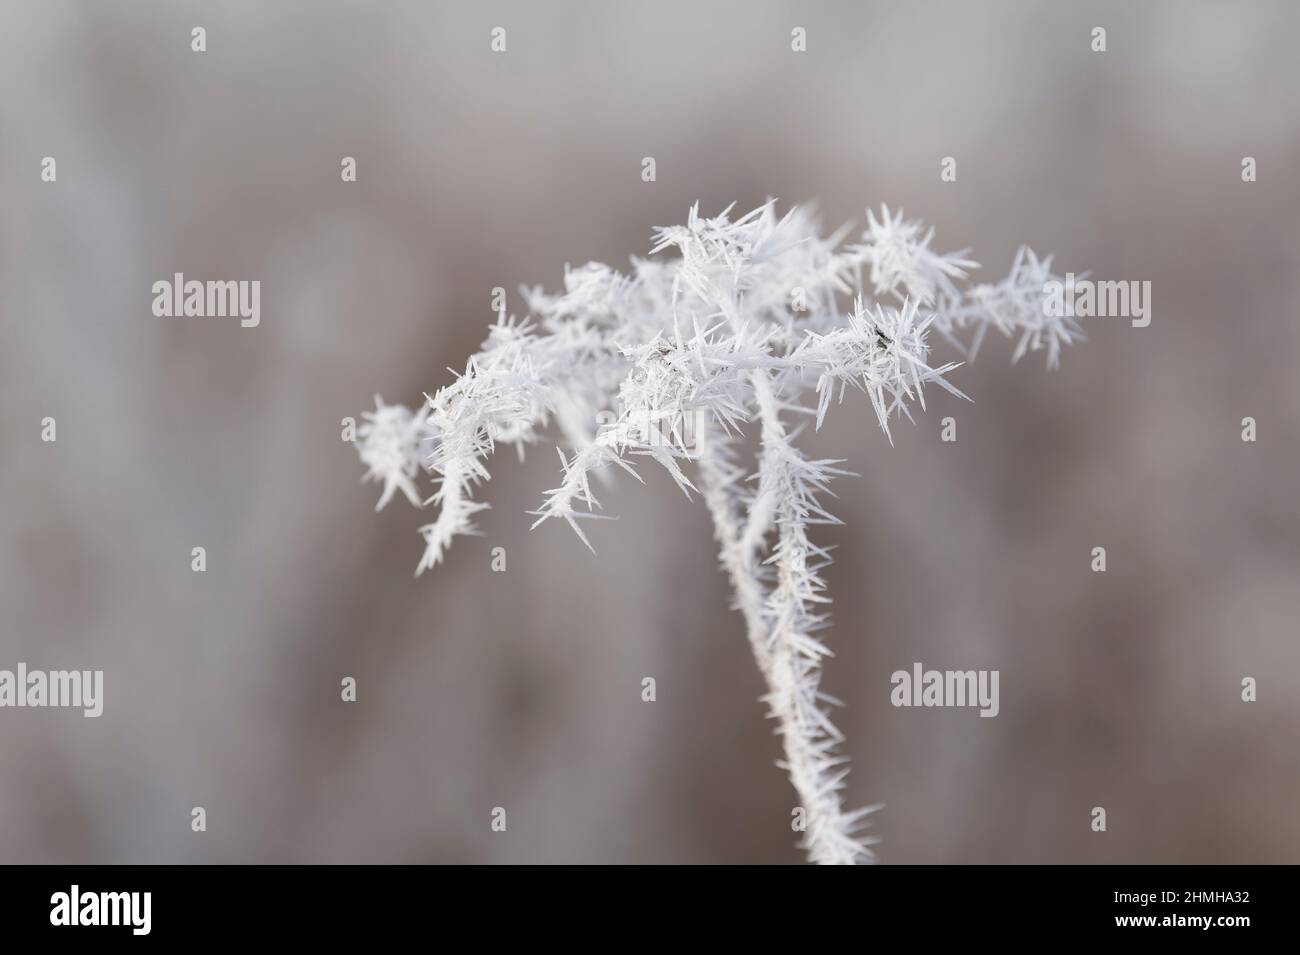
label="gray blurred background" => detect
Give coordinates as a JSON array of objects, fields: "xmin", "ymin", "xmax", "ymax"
[{"xmin": 2, "ymin": 0, "xmax": 1298, "ymax": 863}]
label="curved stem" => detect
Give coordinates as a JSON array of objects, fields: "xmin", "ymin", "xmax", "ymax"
[
  {"xmin": 697, "ymin": 419, "xmax": 770, "ymax": 673},
  {"xmin": 700, "ymin": 379, "xmax": 876, "ymax": 864}
]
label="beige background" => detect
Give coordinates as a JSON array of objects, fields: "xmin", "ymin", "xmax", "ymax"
[{"xmin": 1, "ymin": 0, "xmax": 1298, "ymax": 863}]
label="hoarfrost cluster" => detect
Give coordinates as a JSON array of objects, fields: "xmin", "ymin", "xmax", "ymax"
[{"xmin": 353, "ymin": 201, "xmax": 1086, "ymax": 864}]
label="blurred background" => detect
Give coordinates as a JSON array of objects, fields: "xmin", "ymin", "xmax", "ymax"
[{"xmin": 2, "ymin": 0, "xmax": 1298, "ymax": 863}]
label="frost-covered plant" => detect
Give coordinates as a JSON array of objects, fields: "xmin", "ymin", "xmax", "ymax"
[{"xmin": 354, "ymin": 202, "xmax": 1086, "ymax": 865}]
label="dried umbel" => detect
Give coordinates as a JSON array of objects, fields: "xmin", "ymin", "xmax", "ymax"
[{"xmin": 354, "ymin": 202, "xmax": 1086, "ymax": 864}]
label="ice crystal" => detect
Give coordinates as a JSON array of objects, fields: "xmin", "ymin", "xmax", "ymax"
[{"xmin": 352, "ymin": 202, "xmax": 1086, "ymax": 864}]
